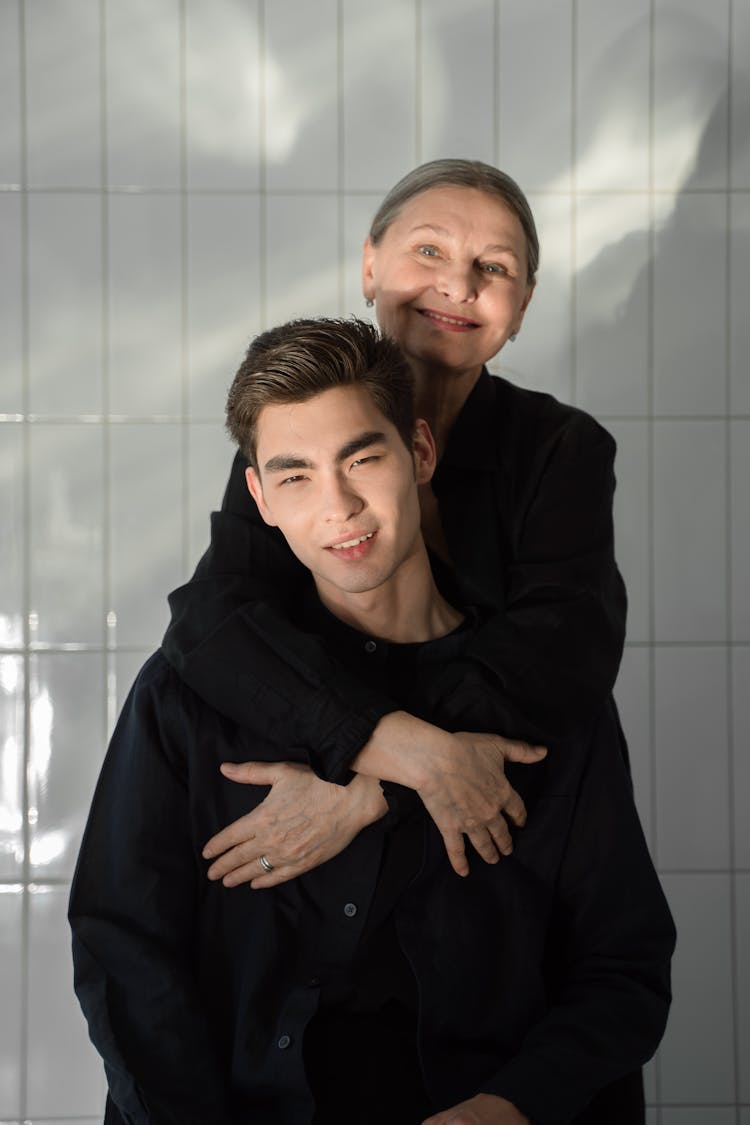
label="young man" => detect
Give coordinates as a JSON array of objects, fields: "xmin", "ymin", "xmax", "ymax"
[{"xmin": 70, "ymin": 318, "xmax": 674, "ymax": 1125}]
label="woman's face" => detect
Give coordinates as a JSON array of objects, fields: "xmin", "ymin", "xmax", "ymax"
[{"xmin": 362, "ymin": 186, "xmax": 535, "ymax": 382}]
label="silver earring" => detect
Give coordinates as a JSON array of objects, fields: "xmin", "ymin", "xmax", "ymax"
[
  {"xmin": 365, "ymin": 298, "xmax": 374, "ymax": 308},
  {"xmin": 509, "ymin": 332, "xmax": 518, "ymax": 342}
]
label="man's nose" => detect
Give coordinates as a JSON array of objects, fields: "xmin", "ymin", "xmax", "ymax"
[{"xmin": 321, "ymin": 473, "xmax": 364, "ymax": 522}]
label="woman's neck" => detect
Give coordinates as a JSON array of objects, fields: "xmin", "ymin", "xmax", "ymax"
[{"xmin": 412, "ymin": 361, "xmax": 483, "ymax": 459}]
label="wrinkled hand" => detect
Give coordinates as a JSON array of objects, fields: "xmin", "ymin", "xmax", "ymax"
[
  {"xmin": 416, "ymin": 730, "xmax": 547, "ymax": 877},
  {"xmin": 202, "ymin": 761, "xmax": 387, "ymax": 888},
  {"xmin": 423, "ymin": 1093, "xmax": 530, "ymax": 1124}
]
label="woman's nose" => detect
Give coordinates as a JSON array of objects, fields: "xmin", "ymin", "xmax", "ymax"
[{"xmin": 435, "ymin": 260, "xmax": 478, "ymax": 303}]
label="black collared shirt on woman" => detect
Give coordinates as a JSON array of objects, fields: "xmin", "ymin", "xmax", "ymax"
[{"xmin": 163, "ymin": 369, "xmax": 628, "ymax": 782}]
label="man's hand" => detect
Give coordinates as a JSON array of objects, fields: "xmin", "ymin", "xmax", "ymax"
[
  {"xmin": 352, "ymin": 712, "xmax": 547, "ymax": 877},
  {"xmin": 422, "ymin": 1093, "xmax": 530, "ymax": 1125},
  {"xmin": 202, "ymin": 762, "xmax": 387, "ymax": 888}
]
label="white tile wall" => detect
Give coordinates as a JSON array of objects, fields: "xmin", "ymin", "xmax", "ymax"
[{"xmin": 1, "ymin": 0, "xmax": 747, "ymax": 1118}]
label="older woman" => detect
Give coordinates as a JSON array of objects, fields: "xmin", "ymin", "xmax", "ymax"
[{"xmin": 165, "ymin": 159, "xmax": 626, "ymax": 886}]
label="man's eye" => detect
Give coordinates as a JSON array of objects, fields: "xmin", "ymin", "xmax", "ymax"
[
  {"xmin": 351, "ymin": 455, "xmax": 378, "ymax": 468},
  {"xmin": 280, "ymin": 474, "xmax": 306, "ymax": 485}
]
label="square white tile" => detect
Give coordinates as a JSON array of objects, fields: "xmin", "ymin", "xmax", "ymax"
[
  {"xmin": 497, "ymin": 191, "xmax": 572, "ymax": 405},
  {"xmin": 653, "ymin": 193, "xmax": 727, "ymax": 416},
  {"xmin": 107, "ymin": 193, "xmax": 183, "ymax": 417},
  {"xmin": 653, "ymin": 0, "xmax": 730, "ymax": 192},
  {"xmin": 0, "ymin": 654, "xmax": 24, "ymax": 879},
  {"xmin": 265, "ymin": 194, "xmax": 341, "ymax": 325},
  {"xmin": 29, "ymin": 424, "xmax": 104, "ymax": 646},
  {"xmin": 0, "ymin": 195, "xmax": 23, "ymax": 416},
  {"xmin": 0, "ymin": 1, "xmax": 21, "ymax": 184},
  {"xmin": 498, "ymin": 0, "xmax": 572, "ymax": 191},
  {"xmin": 28, "ymin": 652, "xmax": 106, "ymax": 881},
  {"xmin": 653, "ymin": 420, "xmax": 727, "ymax": 643},
  {"xmin": 26, "ymin": 885, "xmax": 106, "ymax": 1117},
  {"xmin": 185, "ymin": 0, "xmax": 261, "ymax": 191},
  {"xmin": 658, "ymin": 874, "xmax": 735, "ymax": 1104},
  {"xmin": 733, "ymin": 649, "xmax": 750, "ymax": 869},
  {"xmin": 0, "ymin": 424, "xmax": 24, "ymax": 649},
  {"xmin": 342, "ymin": 0, "xmax": 417, "ymax": 191},
  {"xmin": 105, "ymin": 0, "xmax": 181, "ymax": 190},
  {"xmin": 655, "ymin": 646, "xmax": 730, "ymax": 870},
  {"xmin": 731, "ymin": 422, "xmax": 750, "ymax": 641},
  {"xmin": 27, "ymin": 194, "xmax": 103, "ymax": 416},
  {"xmin": 264, "ymin": 0, "xmax": 339, "ymax": 191},
  {"xmin": 108, "ymin": 423, "xmax": 182, "ymax": 648},
  {"xmin": 186, "ymin": 194, "xmax": 262, "ymax": 418},
  {"xmin": 419, "ymin": 0, "xmax": 496, "ymax": 165},
  {"xmin": 575, "ymin": 194, "xmax": 650, "ymax": 417},
  {"xmin": 737, "ymin": 873, "xmax": 750, "ymax": 1104},
  {"xmin": 730, "ymin": 193, "xmax": 750, "ymax": 414},
  {"xmin": 25, "ymin": 0, "xmax": 101, "ymax": 188},
  {"xmin": 661, "ymin": 1110, "xmax": 736, "ymax": 1124},
  {"xmin": 608, "ymin": 420, "xmax": 650, "ymax": 644},
  {"xmin": 731, "ymin": 0, "xmax": 750, "ymax": 190},
  {"xmin": 0, "ymin": 887, "xmax": 22, "ymax": 1118},
  {"xmin": 575, "ymin": 0, "xmax": 651, "ymax": 191}
]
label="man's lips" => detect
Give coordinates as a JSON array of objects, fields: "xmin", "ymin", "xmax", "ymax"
[
  {"xmin": 417, "ymin": 307, "xmax": 480, "ymax": 331},
  {"xmin": 326, "ymin": 531, "xmax": 375, "ymax": 552}
]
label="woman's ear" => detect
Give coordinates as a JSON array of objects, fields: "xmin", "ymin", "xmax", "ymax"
[
  {"xmin": 412, "ymin": 419, "xmax": 437, "ymax": 485},
  {"xmin": 361, "ymin": 237, "xmax": 376, "ymax": 302},
  {"xmin": 245, "ymin": 466, "xmax": 277, "ymax": 527}
]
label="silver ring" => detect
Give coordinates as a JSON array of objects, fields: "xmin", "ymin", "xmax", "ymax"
[{"xmin": 259, "ymin": 854, "xmax": 274, "ymax": 874}]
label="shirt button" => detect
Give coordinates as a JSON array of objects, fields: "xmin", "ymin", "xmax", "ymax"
[
  {"xmin": 277, "ymin": 1034, "xmax": 292, "ymax": 1050},
  {"xmin": 344, "ymin": 902, "xmax": 358, "ymax": 918},
  {"xmin": 364, "ymin": 640, "xmax": 377, "ymax": 653}
]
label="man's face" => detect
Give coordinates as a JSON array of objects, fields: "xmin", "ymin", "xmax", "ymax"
[{"xmin": 245, "ymin": 385, "xmax": 434, "ymax": 610}]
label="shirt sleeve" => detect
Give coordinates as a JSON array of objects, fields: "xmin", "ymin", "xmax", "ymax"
[
  {"xmin": 68, "ymin": 657, "xmax": 238, "ymax": 1125},
  {"xmin": 457, "ymin": 408, "xmax": 628, "ymax": 743},
  {"xmin": 162, "ymin": 451, "xmax": 395, "ymax": 784},
  {"xmin": 478, "ymin": 703, "xmax": 676, "ymax": 1124}
]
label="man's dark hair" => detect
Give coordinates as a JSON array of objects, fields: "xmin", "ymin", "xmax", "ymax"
[{"xmin": 226, "ymin": 317, "xmax": 416, "ymax": 467}]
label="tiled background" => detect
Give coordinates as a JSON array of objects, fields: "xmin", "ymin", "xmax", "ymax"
[{"xmin": 0, "ymin": 0, "xmax": 748, "ymax": 1120}]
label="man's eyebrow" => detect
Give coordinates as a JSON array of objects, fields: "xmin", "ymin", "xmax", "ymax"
[
  {"xmin": 263, "ymin": 454, "xmax": 312, "ymax": 473},
  {"xmin": 262, "ymin": 432, "xmax": 387, "ymax": 474},
  {"xmin": 336, "ymin": 431, "xmax": 387, "ymax": 462}
]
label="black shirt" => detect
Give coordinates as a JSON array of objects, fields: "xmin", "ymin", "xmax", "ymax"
[{"xmin": 70, "ymin": 588, "xmax": 674, "ymax": 1125}]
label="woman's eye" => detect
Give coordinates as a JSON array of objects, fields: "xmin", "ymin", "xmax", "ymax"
[
  {"xmin": 481, "ymin": 261, "xmax": 508, "ymax": 275},
  {"xmin": 417, "ymin": 245, "xmax": 440, "ymax": 258}
]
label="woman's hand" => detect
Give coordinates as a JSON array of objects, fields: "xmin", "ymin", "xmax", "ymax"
[
  {"xmin": 352, "ymin": 713, "xmax": 547, "ymax": 877},
  {"xmin": 202, "ymin": 762, "xmax": 387, "ymax": 888},
  {"xmin": 423, "ymin": 1093, "xmax": 530, "ymax": 1124}
]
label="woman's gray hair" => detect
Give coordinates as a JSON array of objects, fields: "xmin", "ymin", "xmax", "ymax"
[{"xmin": 369, "ymin": 159, "xmax": 539, "ymax": 284}]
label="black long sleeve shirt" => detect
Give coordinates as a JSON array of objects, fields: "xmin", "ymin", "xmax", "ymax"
[
  {"xmin": 162, "ymin": 370, "xmax": 628, "ymax": 782},
  {"xmin": 70, "ymin": 590, "xmax": 673, "ymax": 1125}
]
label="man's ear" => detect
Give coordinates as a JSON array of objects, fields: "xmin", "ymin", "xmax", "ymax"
[
  {"xmin": 245, "ymin": 466, "xmax": 277, "ymax": 527},
  {"xmin": 361, "ymin": 236, "xmax": 376, "ymax": 303},
  {"xmin": 412, "ymin": 419, "xmax": 437, "ymax": 485}
]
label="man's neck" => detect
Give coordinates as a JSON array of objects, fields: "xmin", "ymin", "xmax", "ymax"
[{"xmin": 315, "ymin": 542, "xmax": 463, "ymax": 644}]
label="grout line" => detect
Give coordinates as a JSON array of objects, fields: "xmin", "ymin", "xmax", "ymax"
[
  {"xmin": 5, "ymin": 412, "xmax": 750, "ymax": 425},
  {"xmin": 336, "ymin": 0, "xmax": 345, "ymax": 313},
  {"xmin": 4, "ymin": 183, "xmax": 750, "ymax": 198},
  {"xmin": 724, "ymin": 5, "xmax": 741, "ymax": 1123},
  {"xmin": 414, "ymin": 0, "xmax": 422, "ymax": 165},
  {"xmin": 179, "ymin": 0, "xmax": 190, "ymax": 574},
  {"xmin": 493, "ymin": 0, "xmax": 500, "ymax": 167},
  {"xmin": 258, "ymin": 0, "xmax": 267, "ymax": 329},
  {"xmin": 570, "ymin": 0, "xmax": 578, "ymax": 407},
  {"xmin": 18, "ymin": 0, "xmax": 31, "ymax": 1115}
]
